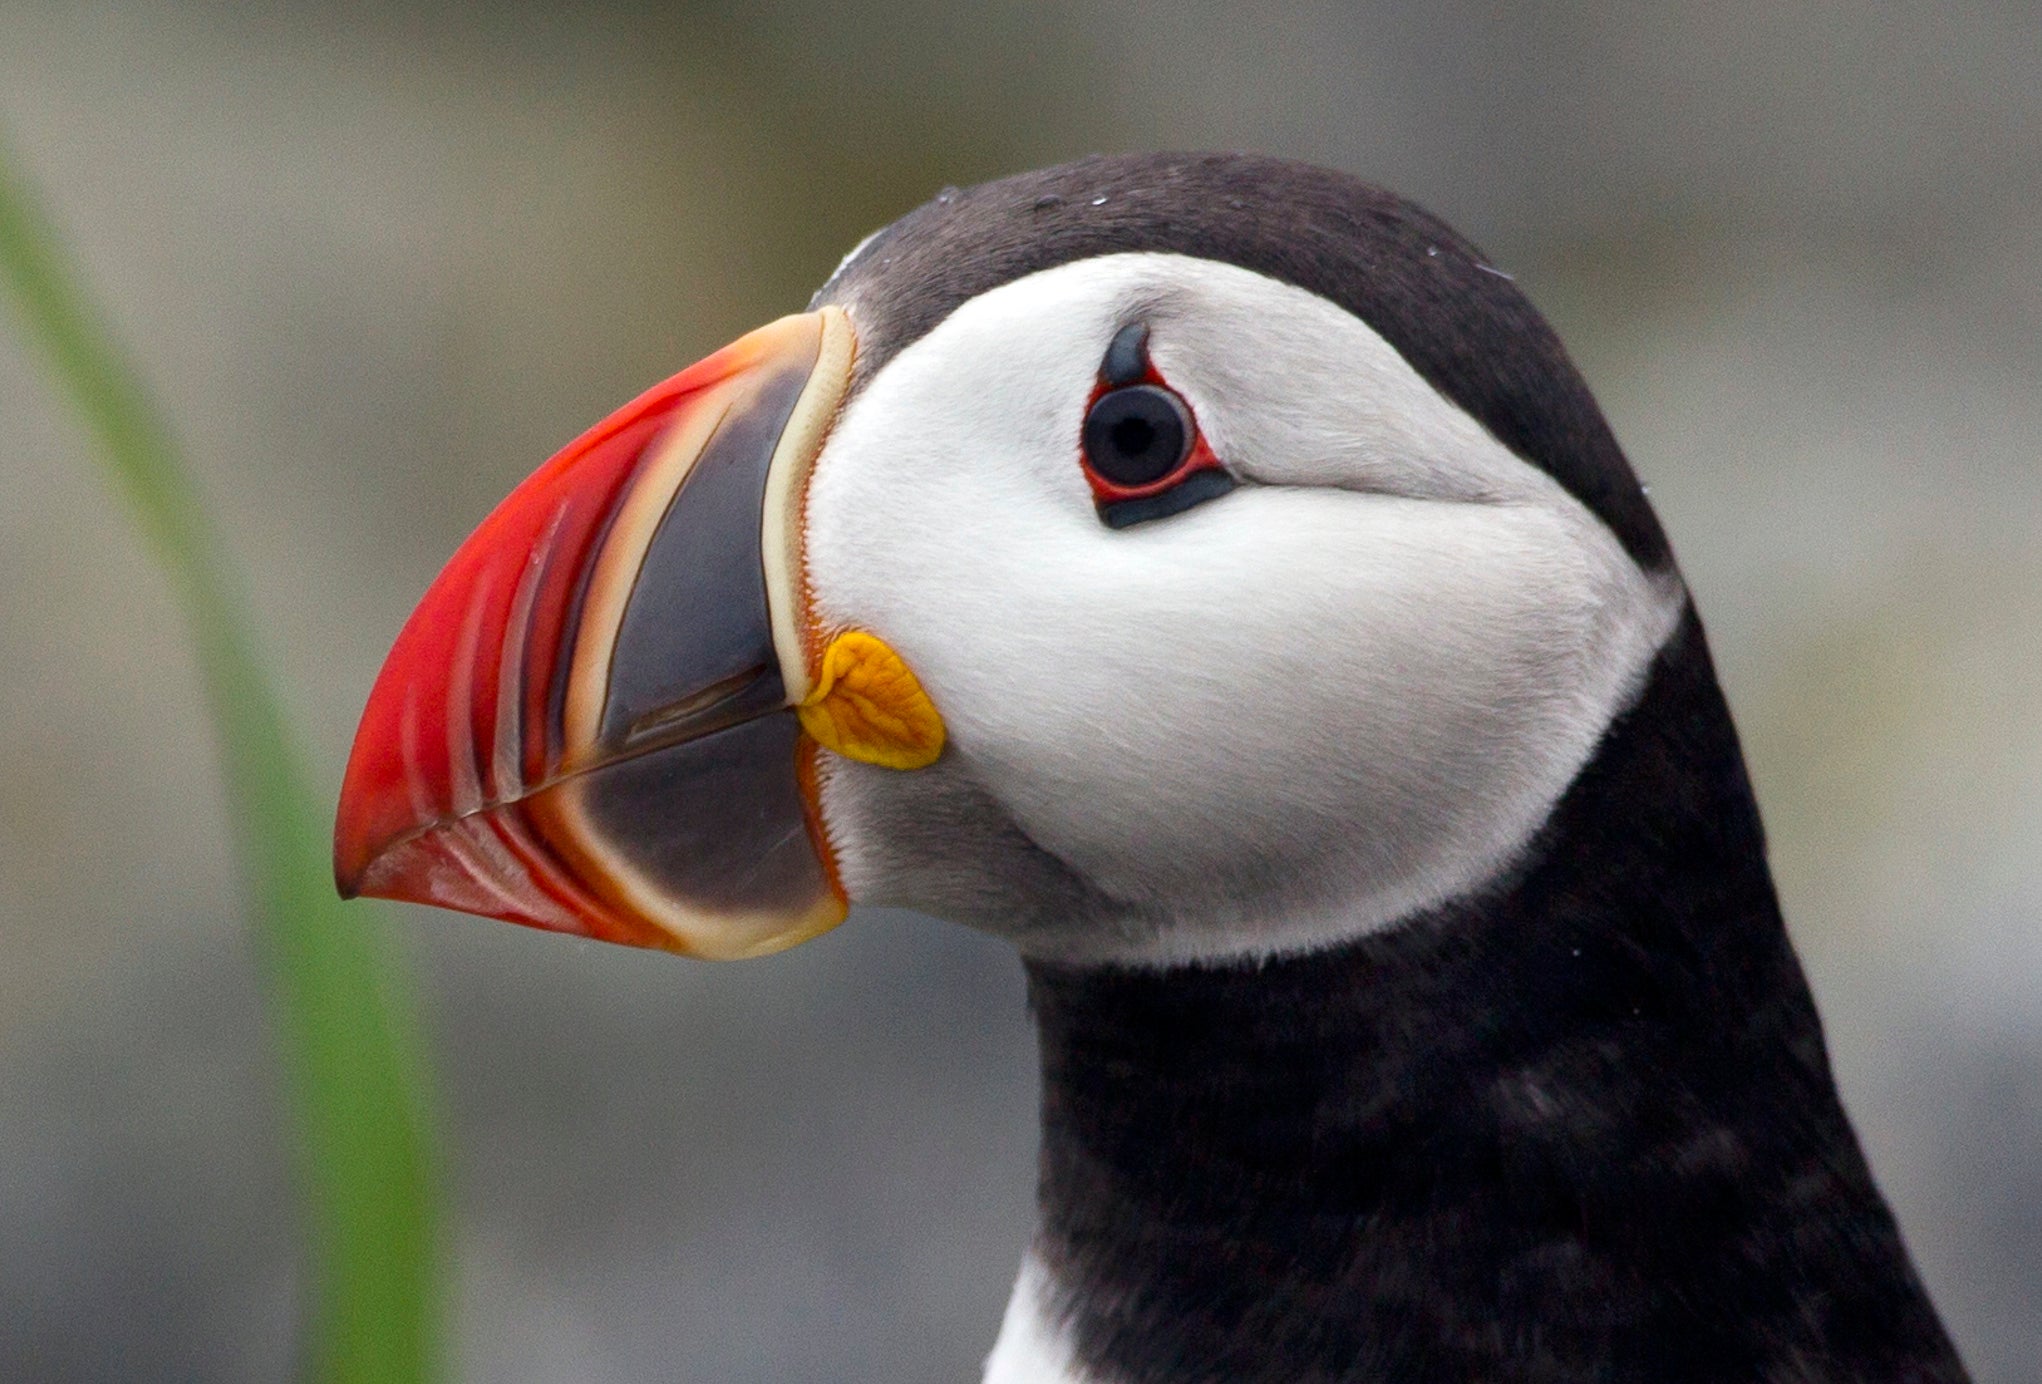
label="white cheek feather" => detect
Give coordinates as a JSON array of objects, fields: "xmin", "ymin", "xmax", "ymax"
[{"xmin": 806, "ymin": 253, "xmax": 1685, "ymax": 965}]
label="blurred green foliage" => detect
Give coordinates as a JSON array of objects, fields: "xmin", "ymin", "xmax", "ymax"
[{"xmin": 0, "ymin": 139, "xmax": 444, "ymax": 1383}]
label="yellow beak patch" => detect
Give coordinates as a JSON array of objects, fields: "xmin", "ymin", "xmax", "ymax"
[{"xmin": 797, "ymin": 631, "xmax": 946, "ymax": 770}]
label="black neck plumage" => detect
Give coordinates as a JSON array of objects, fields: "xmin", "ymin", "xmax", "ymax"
[{"xmin": 1024, "ymin": 610, "xmax": 1966, "ymax": 1383}]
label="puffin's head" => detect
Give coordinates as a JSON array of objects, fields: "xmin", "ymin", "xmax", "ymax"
[{"xmin": 334, "ymin": 154, "xmax": 1687, "ymax": 967}]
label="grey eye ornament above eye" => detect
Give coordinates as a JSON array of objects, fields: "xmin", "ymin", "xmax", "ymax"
[{"xmin": 1079, "ymin": 324, "xmax": 1237, "ymax": 529}]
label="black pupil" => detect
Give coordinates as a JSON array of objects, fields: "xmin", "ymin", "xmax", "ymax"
[
  {"xmin": 1111, "ymin": 415, "xmax": 1156, "ymax": 454},
  {"xmin": 1083, "ymin": 385, "xmax": 1189, "ymax": 488}
]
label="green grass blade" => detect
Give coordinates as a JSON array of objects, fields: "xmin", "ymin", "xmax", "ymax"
[{"xmin": 0, "ymin": 140, "xmax": 445, "ymax": 1383}]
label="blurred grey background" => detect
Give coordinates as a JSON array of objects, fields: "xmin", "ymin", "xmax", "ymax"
[{"xmin": 2, "ymin": 2, "xmax": 2038, "ymax": 1380}]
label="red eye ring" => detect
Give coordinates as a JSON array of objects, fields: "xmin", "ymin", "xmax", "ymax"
[{"xmin": 1078, "ymin": 331, "xmax": 1234, "ymax": 526}]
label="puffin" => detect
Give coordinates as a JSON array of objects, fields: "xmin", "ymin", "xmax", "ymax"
[{"xmin": 332, "ymin": 153, "xmax": 1969, "ymax": 1383}]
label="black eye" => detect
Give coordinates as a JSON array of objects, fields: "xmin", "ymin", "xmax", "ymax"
[{"xmin": 1082, "ymin": 385, "xmax": 1191, "ymax": 488}]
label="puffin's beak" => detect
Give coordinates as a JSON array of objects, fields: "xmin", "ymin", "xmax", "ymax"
[{"xmin": 334, "ymin": 307, "xmax": 940, "ymax": 959}]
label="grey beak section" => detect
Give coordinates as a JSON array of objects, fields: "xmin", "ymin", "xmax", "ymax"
[
  {"xmin": 572, "ymin": 713, "xmax": 823, "ymax": 917},
  {"xmin": 597, "ymin": 355, "xmax": 815, "ymax": 754}
]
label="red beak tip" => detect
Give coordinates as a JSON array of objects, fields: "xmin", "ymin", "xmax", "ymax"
[{"xmin": 331, "ymin": 811, "xmax": 376, "ymax": 900}]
